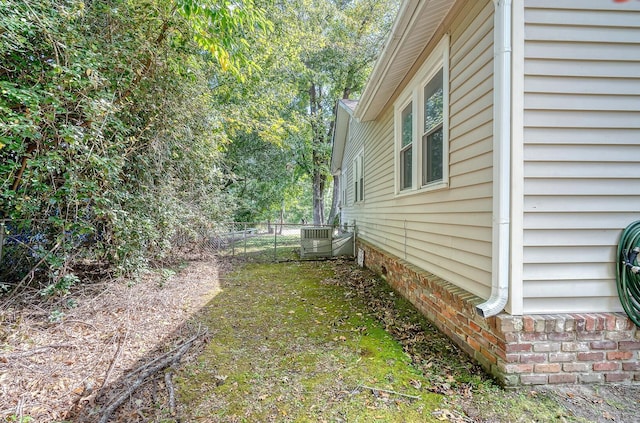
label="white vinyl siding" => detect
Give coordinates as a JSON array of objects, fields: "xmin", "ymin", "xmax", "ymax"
[
  {"xmin": 340, "ymin": 120, "xmax": 364, "ymax": 209},
  {"xmin": 342, "ymin": 0, "xmax": 494, "ymax": 299},
  {"xmin": 521, "ymin": 0, "xmax": 640, "ymax": 313}
]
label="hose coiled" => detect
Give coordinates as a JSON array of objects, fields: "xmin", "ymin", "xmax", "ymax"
[{"xmin": 617, "ymin": 220, "xmax": 640, "ymax": 327}]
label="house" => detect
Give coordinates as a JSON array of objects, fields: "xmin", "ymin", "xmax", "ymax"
[{"xmin": 331, "ymin": 0, "xmax": 640, "ymax": 386}]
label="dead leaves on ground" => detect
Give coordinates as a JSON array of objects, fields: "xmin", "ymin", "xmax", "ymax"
[{"xmin": 325, "ymin": 261, "xmax": 486, "ymax": 397}]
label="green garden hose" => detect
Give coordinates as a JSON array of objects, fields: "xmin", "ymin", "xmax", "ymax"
[{"xmin": 617, "ymin": 220, "xmax": 640, "ymax": 327}]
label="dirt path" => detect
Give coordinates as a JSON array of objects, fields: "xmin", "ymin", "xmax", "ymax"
[{"xmin": 0, "ymin": 260, "xmax": 222, "ymax": 422}]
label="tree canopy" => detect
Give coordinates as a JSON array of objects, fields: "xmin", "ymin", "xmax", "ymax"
[{"xmin": 0, "ymin": 0, "xmax": 397, "ymax": 293}]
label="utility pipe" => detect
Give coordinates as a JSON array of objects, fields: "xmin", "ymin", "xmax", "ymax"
[{"xmin": 477, "ymin": 0, "xmax": 512, "ymax": 317}]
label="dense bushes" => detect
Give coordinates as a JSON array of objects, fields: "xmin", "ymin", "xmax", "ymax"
[{"xmin": 0, "ymin": 0, "xmax": 238, "ymax": 291}]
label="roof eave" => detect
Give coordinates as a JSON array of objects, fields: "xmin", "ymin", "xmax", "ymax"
[
  {"xmin": 354, "ymin": 0, "xmax": 457, "ymax": 122},
  {"xmin": 330, "ymin": 100, "xmax": 357, "ymax": 175}
]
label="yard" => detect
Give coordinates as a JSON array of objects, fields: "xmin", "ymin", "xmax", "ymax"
[{"xmin": 1, "ymin": 257, "xmax": 639, "ymax": 422}]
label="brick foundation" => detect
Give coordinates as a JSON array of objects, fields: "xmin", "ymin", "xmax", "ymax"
[{"xmin": 357, "ymin": 240, "xmax": 640, "ymax": 386}]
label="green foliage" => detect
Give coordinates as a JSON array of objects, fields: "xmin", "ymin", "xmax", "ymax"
[
  {"xmin": 177, "ymin": 0, "xmax": 273, "ymax": 76},
  {"xmin": 215, "ymin": 0, "xmax": 398, "ymax": 224},
  {"xmin": 0, "ymin": 0, "xmax": 269, "ymax": 290},
  {"xmin": 0, "ymin": 0, "xmax": 397, "ymax": 294},
  {"xmin": 260, "ymin": 0, "xmax": 398, "ymax": 224},
  {"xmin": 48, "ymin": 309, "xmax": 65, "ymax": 323},
  {"xmin": 221, "ymin": 129, "xmax": 312, "ymax": 223},
  {"xmin": 5, "ymin": 415, "xmax": 34, "ymax": 423},
  {"xmin": 41, "ymin": 272, "xmax": 80, "ymax": 297}
]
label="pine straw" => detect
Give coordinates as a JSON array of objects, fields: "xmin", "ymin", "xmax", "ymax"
[{"xmin": 0, "ymin": 258, "xmax": 224, "ymax": 422}]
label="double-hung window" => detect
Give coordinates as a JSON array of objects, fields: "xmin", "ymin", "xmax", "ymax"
[
  {"xmin": 395, "ymin": 35, "xmax": 449, "ymax": 194},
  {"xmin": 353, "ymin": 150, "xmax": 364, "ymax": 203},
  {"xmin": 400, "ymin": 103, "xmax": 413, "ymax": 190},
  {"xmin": 341, "ymin": 174, "xmax": 347, "ymax": 206}
]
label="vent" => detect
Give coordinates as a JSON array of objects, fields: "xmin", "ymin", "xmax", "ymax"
[
  {"xmin": 300, "ymin": 227, "xmax": 332, "ymax": 258},
  {"xmin": 301, "ymin": 227, "xmax": 331, "ymax": 240}
]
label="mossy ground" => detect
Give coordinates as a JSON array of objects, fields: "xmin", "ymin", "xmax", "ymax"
[
  {"xmin": 176, "ymin": 261, "xmax": 442, "ymax": 422},
  {"xmin": 175, "ymin": 260, "xmax": 598, "ymax": 422}
]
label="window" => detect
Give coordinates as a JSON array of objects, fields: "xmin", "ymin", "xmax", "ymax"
[
  {"xmin": 394, "ymin": 36, "xmax": 449, "ymax": 194},
  {"xmin": 353, "ymin": 151, "xmax": 364, "ymax": 202},
  {"xmin": 423, "ymin": 68, "xmax": 444, "ymax": 185},
  {"xmin": 341, "ymin": 173, "xmax": 347, "ymax": 206},
  {"xmin": 400, "ymin": 103, "xmax": 413, "ymax": 190},
  {"xmin": 339, "ymin": 170, "xmax": 347, "ymax": 208}
]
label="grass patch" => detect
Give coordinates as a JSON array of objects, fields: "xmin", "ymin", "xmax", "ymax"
[
  {"xmin": 177, "ymin": 260, "xmax": 589, "ymax": 422},
  {"xmin": 328, "ymin": 261, "xmax": 588, "ymax": 423},
  {"xmin": 219, "ymin": 233, "xmax": 301, "ymax": 262},
  {"xmin": 176, "ymin": 261, "xmax": 442, "ymax": 422}
]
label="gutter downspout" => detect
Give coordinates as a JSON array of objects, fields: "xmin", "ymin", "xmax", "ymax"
[{"xmin": 477, "ymin": 0, "xmax": 512, "ymax": 318}]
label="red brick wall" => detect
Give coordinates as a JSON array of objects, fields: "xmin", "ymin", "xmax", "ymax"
[{"xmin": 357, "ymin": 240, "xmax": 640, "ymax": 386}]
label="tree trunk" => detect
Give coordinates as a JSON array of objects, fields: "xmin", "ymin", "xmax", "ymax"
[
  {"xmin": 326, "ymin": 173, "xmax": 340, "ymax": 226},
  {"xmin": 312, "ymin": 170, "xmax": 325, "ymax": 225},
  {"xmin": 309, "ymin": 82, "xmax": 326, "ymax": 226}
]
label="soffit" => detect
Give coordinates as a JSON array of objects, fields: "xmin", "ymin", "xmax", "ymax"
[
  {"xmin": 330, "ymin": 99, "xmax": 357, "ymax": 174},
  {"xmin": 354, "ymin": 0, "xmax": 456, "ymax": 122}
]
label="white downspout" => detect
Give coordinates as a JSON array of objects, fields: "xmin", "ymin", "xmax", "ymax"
[{"xmin": 477, "ymin": 0, "xmax": 512, "ymax": 317}]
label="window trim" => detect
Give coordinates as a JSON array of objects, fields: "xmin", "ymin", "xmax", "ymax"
[
  {"xmin": 394, "ymin": 35, "xmax": 450, "ymax": 196},
  {"xmin": 399, "ymin": 101, "xmax": 413, "ymax": 191},
  {"xmin": 340, "ymin": 170, "xmax": 347, "ymax": 208},
  {"xmin": 353, "ymin": 148, "xmax": 364, "ymax": 203}
]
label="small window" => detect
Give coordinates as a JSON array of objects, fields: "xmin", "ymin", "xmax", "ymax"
[
  {"xmin": 400, "ymin": 102, "xmax": 413, "ymax": 190},
  {"xmin": 353, "ymin": 151, "xmax": 364, "ymax": 203}
]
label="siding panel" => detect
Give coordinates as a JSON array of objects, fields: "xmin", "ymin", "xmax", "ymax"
[
  {"xmin": 341, "ymin": 0, "xmax": 494, "ymax": 300},
  {"xmin": 522, "ymin": 0, "xmax": 640, "ymax": 314},
  {"xmin": 526, "ymin": 41, "xmax": 640, "ymax": 61}
]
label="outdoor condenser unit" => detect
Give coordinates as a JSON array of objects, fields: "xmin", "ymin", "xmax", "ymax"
[{"xmin": 300, "ymin": 227, "xmax": 332, "ymax": 258}]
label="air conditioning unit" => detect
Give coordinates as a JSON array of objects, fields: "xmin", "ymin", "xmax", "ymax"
[{"xmin": 300, "ymin": 227, "xmax": 332, "ymax": 258}]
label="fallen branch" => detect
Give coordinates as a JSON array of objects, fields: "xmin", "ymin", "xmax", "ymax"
[
  {"xmin": 359, "ymin": 384, "xmax": 421, "ymax": 400},
  {"xmin": 98, "ymin": 331, "xmax": 205, "ymax": 423},
  {"xmin": 165, "ymin": 370, "xmax": 176, "ymax": 416},
  {"xmin": 0, "ymin": 344, "xmax": 75, "ymax": 360},
  {"xmin": 125, "ymin": 330, "xmax": 201, "ymax": 379},
  {"xmin": 98, "ymin": 330, "xmax": 127, "ymax": 394},
  {"xmin": 61, "ymin": 319, "xmax": 98, "ymax": 330}
]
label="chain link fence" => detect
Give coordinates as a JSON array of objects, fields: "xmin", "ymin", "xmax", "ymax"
[
  {"xmin": 0, "ymin": 220, "xmax": 356, "ymax": 295},
  {"xmin": 172, "ymin": 222, "xmax": 355, "ymax": 262}
]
